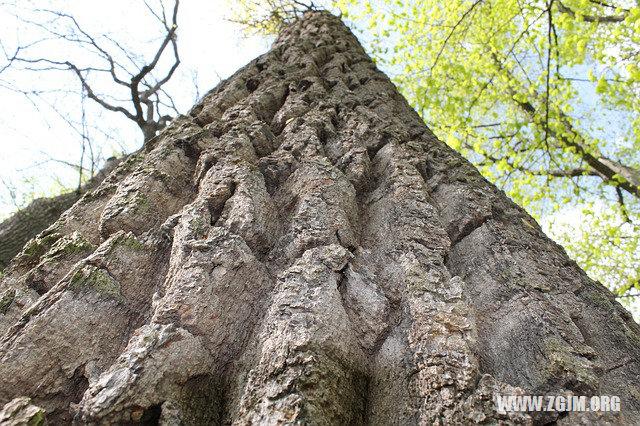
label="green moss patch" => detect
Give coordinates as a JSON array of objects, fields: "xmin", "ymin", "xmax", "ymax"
[
  {"xmin": 544, "ymin": 336, "xmax": 598, "ymax": 390},
  {"xmin": 69, "ymin": 266, "xmax": 122, "ymax": 300},
  {"xmin": 21, "ymin": 232, "xmax": 63, "ymax": 260},
  {"xmin": 114, "ymin": 233, "xmax": 146, "ymax": 251},
  {"xmin": 42, "ymin": 233, "xmax": 94, "ymax": 262},
  {"xmin": 0, "ymin": 288, "xmax": 16, "ymax": 314}
]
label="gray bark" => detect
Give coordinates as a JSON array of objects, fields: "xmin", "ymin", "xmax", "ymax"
[{"xmin": 0, "ymin": 11, "xmax": 639, "ymax": 425}]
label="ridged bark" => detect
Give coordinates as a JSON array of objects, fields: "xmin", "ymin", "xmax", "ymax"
[{"xmin": 0, "ymin": 11, "xmax": 639, "ymax": 425}]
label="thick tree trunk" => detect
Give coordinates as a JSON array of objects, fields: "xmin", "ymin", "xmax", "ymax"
[{"xmin": 0, "ymin": 11, "xmax": 639, "ymax": 425}]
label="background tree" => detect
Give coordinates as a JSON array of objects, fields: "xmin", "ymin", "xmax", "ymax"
[
  {"xmin": 2, "ymin": 0, "xmax": 181, "ymax": 143},
  {"xmin": 0, "ymin": 1, "xmax": 270, "ymax": 228}
]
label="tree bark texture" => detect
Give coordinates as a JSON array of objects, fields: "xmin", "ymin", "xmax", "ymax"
[{"xmin": 0, "ymin": 11, "xmax": 639, "ymax": 425}]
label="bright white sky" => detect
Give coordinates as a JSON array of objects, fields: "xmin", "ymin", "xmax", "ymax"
[{"xmin": 0, "ymin": 0, "xmax": 272, "ymax": 216}]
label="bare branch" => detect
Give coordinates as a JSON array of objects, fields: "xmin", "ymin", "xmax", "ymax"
[
  {"xmin": 3, "ymin": 0, "xmax": 183, "ymax": 143},
  {"xmin": 140, "ymin": 1, "xmax": 180, "ymax": 99},
  {"xmin": 66, "ymin": 62, "xmax": 137, "ymax": 120}
]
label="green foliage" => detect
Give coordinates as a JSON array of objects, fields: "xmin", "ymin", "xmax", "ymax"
[
  {"xmin": 336, "ymin": 0, "xmax": 640, "ymax": 306},
  {"xmin": 546, "ymin": 203, "xmax": 639, "ymax": 298}
]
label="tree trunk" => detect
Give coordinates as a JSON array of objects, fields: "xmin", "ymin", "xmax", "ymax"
[{"xmin": 0, "ymin": 11, "xmax": 639, "ymax": 425}]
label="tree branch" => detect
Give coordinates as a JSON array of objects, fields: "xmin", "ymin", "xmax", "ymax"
[
  {"xmin": 4, "ymin": 1, "xmax": 182, "ymax": 142},
  {"xmin": 556, "ymin": 0, "xmax": 627, "ymax": 23},
  {"xmin": 130, "ymin": 0, "xmax": 180, "ymax": 126}
]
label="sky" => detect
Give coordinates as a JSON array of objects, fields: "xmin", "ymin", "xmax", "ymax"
[{"xmin": 0, "ymin": 0, "xmax": 273, "ymax": 216}]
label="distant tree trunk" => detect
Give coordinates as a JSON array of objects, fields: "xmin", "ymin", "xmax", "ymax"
[
  {"xmin": 0, "ymin": 11, "xmax": 639, "ymax": 425},
  {"xmin": 0, "ymin": 157, "xmax": 122, "ymax": 270}
]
